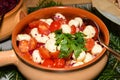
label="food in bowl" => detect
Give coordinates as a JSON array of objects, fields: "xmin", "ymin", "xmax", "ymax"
[
  {"xmin": 0, "ymin": 0, "xmax": 20, "ymax": 15},
  {"xmin": 16, "ymin": 13, "xmax": 103, "ymax": 68}
]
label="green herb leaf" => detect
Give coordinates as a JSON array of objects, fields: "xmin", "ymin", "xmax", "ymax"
[
  {"xmin": 55, "ymin": 30, "xmax": 86, "ymax": 59},
  {"xmin": 28, "ymin": 0, "xmax": 63, "ymax": 13}
]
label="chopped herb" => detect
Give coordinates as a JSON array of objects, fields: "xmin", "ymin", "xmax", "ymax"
[{"xmin": 55, "ymin": 30, "xmax": 86, "ymax": 59}]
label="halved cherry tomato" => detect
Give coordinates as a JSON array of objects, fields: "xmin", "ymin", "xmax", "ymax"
[
  {"xmin": 29, "ymin": 20, "xmax": 40, "ymax": 28},
  {"xmin": 42, "ymin": 59, "xmax": 54, "ymax": 68},
  {"xmin": 18, "ymin": 40, "xmax": 29, "ymax": 53},
  {"xmin": 85, "ymin": 38, "xmax": 95, "ymax": 51},
  {"xmin": 22, "ymin": 52, "xmax": 32, "ymax": 60},
  {"xmin": 50, "ymin": 50, "xmax": 60, "ymax": 59},
  {"xmin": 71, "ymin": 25, "xmax": 76, "ymax": 34},
  {"xmin": 38, "ymin": 21, "xmax": 50, "ymax": 35},
  {"xmin": 49, "ymin": 20, "xmax": 61, "ymax": 32},
  {"xmin": 54, "ymin": 58, "xmax": 65, "ymax": 68},
  {"xmin": 28, "ymin": 38, "xmax": 37, "ymax": 51},
  {"xmin": 38, "ymin": 46, "xmax": 51, "ymax": 59}
]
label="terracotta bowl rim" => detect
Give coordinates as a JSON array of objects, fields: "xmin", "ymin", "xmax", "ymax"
[
  {"xmin": 12, "ymin": 6, "xmax": 110, "ymax": 72},
  {"xmin": 4, "ymin": 0, "xmax": 23, "ymax": 18}
]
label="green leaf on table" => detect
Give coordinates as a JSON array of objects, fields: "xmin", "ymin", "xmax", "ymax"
[
  {"xmin": 96, "ymin": 33, "xmax": 120, "ymax": 80},
  {"xmin": 0, "ymin": 65, "xmax": 25, "ymax": 80},
  {"xmin": 28, "ymin": 0, "xmax": 63, "ymax": 13}
]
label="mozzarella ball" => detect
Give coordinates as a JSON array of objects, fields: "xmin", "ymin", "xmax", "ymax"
[
  {"xmin": 48, "ymin": 33, "xmax": 56, "ymax": 39},
  {"xmin": 83, "ymin": 25, "xmax": 96, "ymax": 39},
  {"xmin": 54, "ymin": 13, "xmax": 65, "ymax": 19},
  {"xmin": 91, "ymin": 42, "xmax": 103, "ymax": 55},
  {"xmin": 72, "ymin": 61, "xmax": 84, "ymax": 67},
  {"xmin": 74, "ymin": 17, "xmax": 83, "ymax": 27},
  {"xmin": 30, "ymin": 28, "xmax": 40, "ymax": 38},
  {"xmin": 45, "ymin": 38, "xmax": 57, "ymax": 52},
  {"xmin": 61, "ymin": 24, "xmax": 71, "ymax": 33},
  {"xmin": 68, "ymin": 19, "xmax": 80, "ymax": 27},
  {"xmin": 17, "ymin": 34, "xmax": 31, "ymax": 41},
  {"xmin": 32, "ymin": 50, "xmax": 42, "ymax": 63},
  {"xmin": 84, "ymin": 53, "xmax": 93, "ymax": 63},
  {"xmin": 30, "ymin": 28, "xmax": 49, "ymax": 43},
  {"xmin": 72, "ymin": 51, "xmax": 86, "ymax": 61},
  {"xmin": 36, "ymin": 35, "xmax": 49, "ymax": 43}
]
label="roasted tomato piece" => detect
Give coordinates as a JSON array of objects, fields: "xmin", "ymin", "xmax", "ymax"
[
  {"xmin": 38, "ymin": 46, "xmax": 51, "ymax": 59},
  {"xmin": 28, "ymin": 38, "xmax": 37, "ymax": 51},
  {"xmin": 85, "ymin": 38, "xmax": 95, "ymax": 51},
  {"xmin": 54, "ymin": 58, "xmax": 65, "ymax": 68},
  {"xmin": 42, "ymin": 59, "xmax": 54, "ymax": 68},
  {"xmin": 22, "ymin": 52, "xmax": 32, "ymax": 60},
  {"xmin": 18, "ymin": 40, "xmax": 29, "ymax": 53},
  {"xmin": 49, "ymin": 20, "xmax": 61, "ymax": 32},
  {"xmin": 38, "ymin": 21, "xmax": 50, "ymax": 35},
  {"xmin": 29, "ymin": 20, "xmax": 40, "ymax": 28},
  {"xmin": 71, "ymin": 25, "xmax": 76, "ymax": 34}
]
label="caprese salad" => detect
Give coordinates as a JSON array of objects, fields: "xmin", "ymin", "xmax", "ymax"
[{"xmin": 16, "ymin": 13, "xmax": 103, "ymax": 68}]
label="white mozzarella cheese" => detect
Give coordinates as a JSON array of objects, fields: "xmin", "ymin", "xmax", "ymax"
[
  {"xmin": 57, "ymin": 45, "xmax": 61, "ymax": 51},
  {"xmin": 68, "ymin": 17, "xmax": 83, "ymax": 27},
  {"xmin": 73, "ymin": 61, "xmax": 84, "ymax": 67},
  {"xmin": 45, "ymin": 38, "xmax": 57, "ymax": 52},
  {"xmin": 83, "ymin": 25, "xmax": 96, "ymax": 39},
  {"xmin": 84, "ymin": 53, "xmax": 93, "ymax": 63},
  {"xmin": 61, "ymin": 24, "xmax": 71, "ymax": 33},
  {"xmin": 71, "ymin": 60, "xmax": 84, "ymax": 67},
  {"xmin": 72, "ymin": 51, "xmax": 86, "ymax": 61},
  {"xmin": 55, "ymin": 13, "xmax": 65, "ymax": 19},
  {"xmin": 17, "ymin": 34, "xmax": 31, "ymax": 41},
  {"xmin": 91, "ymin": 42, "xmax": 103, "ymax": 55},
  {"xmin": 48, "ymin": 33, "xmax": 56, "ymax": 39},
  {"xmin": 74, "ymin": 17, "xmax": 83, "ymax": 27},
  {"xmin": 68, "ymin": 19, "xmax": 79, "ymax": 27},
  {"xmin": 36, "ymin": 35, "xmax": 49, "ymax": 43},
  {"xmin": 32, "ymin": 50, "xmax": 42, "ymax": 63},
  {"xmin": 30, "ymin": 28, "xmax": 40, "ymax": 38},
  {"xmin": 30, "ymin": 28, "xmax": 49, "ymax": 43}
]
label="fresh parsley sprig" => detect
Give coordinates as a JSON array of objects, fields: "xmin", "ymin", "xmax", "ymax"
[{"xmin": 55, "ymin": 30, "xmax": 86, "ymax": 59}]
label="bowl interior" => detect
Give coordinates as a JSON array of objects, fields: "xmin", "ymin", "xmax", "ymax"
[{"xmin": 12, "ymin": 6, "xmax": 109, "ymax": 71}]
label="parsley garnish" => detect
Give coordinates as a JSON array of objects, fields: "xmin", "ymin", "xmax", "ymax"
[{"xmin": 55, "ymin": 30, "xmax": 86, "ymax": 59}]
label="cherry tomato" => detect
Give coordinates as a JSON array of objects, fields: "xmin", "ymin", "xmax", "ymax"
[
  {"xmin": 38, "ymin": 46, "xmax": 51, "ymax": 59},
  {"xmin": 29, "ymin": 20, "xmax": 40, "ymax": 28},
  {"xmin": 38, "ymin": 21, "xmax": 50, "ymax": 35},
  {"xmin": 85, "ymin": 38, "xmax": 95, "ymax": 51},
  {"xmin": 71, "ymin": 25, "xmax": 76, "ymax": 34},
  {"xmin": 22, "ymin": 52, "xmax": 32, "ymax": 60},
  {"xmin": 49, "ymin": 20, "xmax": 61, "ymax": 32},
  {"xmin": 42, "ymin": 59, "xmax": 54, "ymax": 68},
  {"xmin": 54, "ymin": 58, "xmax": 65, "ymax": 68},
  {"xmin": 28, "ymin": 38, "xmax": 37, "ymax": 51},
  {"xmin": 50, "ymin": 50, "xmax": 60, "ymax": 59},
  {"xmin": 18, "ymin": 40, "xmax": 29, "ymax": 53}
]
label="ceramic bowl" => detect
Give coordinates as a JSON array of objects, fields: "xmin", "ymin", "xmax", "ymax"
[
  {"xmin": 0, "ymin": 0, "xmax": 27, "ymax": 41},
  {"xmin": 0, "ymin": 6, "xmax": 109, "ymax": 80}
]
